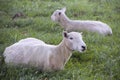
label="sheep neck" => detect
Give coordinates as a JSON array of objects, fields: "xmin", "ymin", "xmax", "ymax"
[
  {"xmin": 59, "ymin": 13, "xmax": 71, "ymax": 30},
  {"xmin": 56, "ymin": 39, "xmax": 72, "ymax": 66}
]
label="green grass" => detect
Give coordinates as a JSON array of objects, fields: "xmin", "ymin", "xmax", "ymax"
[{"xmin": 0, "ymin": 0, "xmax": 120, "ymax": 80}]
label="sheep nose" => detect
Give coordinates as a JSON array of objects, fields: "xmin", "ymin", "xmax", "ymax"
[{"xmin": 81, "ymin": 46, "xmax": 86, "ymax": 51}]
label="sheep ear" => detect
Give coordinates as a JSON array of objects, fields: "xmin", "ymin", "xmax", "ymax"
[
  {"xmin": 61, "ymin": 7, "xmax": 66, "ymax": 12},
  {"xmin": 63, "ymin": 31, "xmax": 68, "ymax": 38}
]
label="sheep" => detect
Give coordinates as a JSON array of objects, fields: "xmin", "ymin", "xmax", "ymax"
[
  {"xmin": 3, "ymin": 31, "xmax": 86, "ymax": 71},
  {"xmin": 51, "ymin": 7, "xmax": 112, "ymax": 36}
]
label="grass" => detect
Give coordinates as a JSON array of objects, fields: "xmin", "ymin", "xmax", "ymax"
[{"xmin": 0, "ymin": 0, "xmax": 120, "ymax": 80}]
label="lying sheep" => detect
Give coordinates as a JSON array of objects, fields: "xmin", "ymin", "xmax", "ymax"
[
  {"xmin": 51, "ymin": 8, "xmax": 112, "ymax": 36},
  {"xmin": 3, "ymin": 31, "xmax": 86, "ymax": 71}
]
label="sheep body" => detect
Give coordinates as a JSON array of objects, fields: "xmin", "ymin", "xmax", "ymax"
[
  {"xmin": 3, "ymin": 32, "xmax": 86, "ymax": 71},
  {"xmin": 51, "ymin": 8, "xmax": 112, "ymax": 35},
  {"xmin": 65, "ymin": 20, "xmax": 112, "ymax": 35}
]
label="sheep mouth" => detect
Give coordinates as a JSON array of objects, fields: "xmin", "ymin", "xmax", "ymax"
[{"xmin": 81, "ymin": 48, "xmax": 86, "ymax": 52}]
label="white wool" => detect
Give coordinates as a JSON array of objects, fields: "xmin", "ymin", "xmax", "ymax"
[
  {"xmin": 3, "ymin": 32, "xmax": 86, "ymax": 71},
  {"xmin": 51, "ymin": 8, "xmax": 112, "ymax": 36}
]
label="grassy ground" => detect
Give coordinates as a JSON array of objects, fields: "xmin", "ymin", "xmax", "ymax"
[{"xmin": 0, "ymin": 0, "xmax": 120, "ymax": 80}]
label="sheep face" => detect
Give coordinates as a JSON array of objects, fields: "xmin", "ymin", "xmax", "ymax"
[
  {"xmin": 51, "ymin": 7, "xmax": 66, "ymax": 22},
  {"xmin": 63, "ymin": 31, "xmax": 86, "ymax": 52}
]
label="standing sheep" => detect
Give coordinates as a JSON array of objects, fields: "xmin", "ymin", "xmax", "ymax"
[
  {"xmin": 3, "ymin": 31, "xmax": 86, "ymax": 71},
  {"xmin": 51, "ymin": 8, "xmax": 112, "ymax": 36}
]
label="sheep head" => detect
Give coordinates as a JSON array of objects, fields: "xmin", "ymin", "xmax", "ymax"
[
  {"xmin": 51, "ymin": 7, "xmax": 66, "ymax": 22},
  {"xmin": 63, "ymin": 31, "xmax": 86, "ymax": 52}
]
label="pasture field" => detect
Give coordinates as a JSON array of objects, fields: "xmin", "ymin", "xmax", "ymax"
[{"xmin": 0, "ymin": 0, "xmax": 120, "ymax": 80}]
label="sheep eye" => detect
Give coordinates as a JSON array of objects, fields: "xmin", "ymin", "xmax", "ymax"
[
  {"xmin": 58, "ymin": 12, "xmax": 61, "ymax": 15},
  {"xmin": 69, "ymin": 37, "xmax": 73, "ymax": 40}
]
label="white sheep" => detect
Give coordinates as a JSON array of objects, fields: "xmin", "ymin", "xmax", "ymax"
[
  {"xmin": 3, "ymin": 31, "xmax": 86, "ymax": 71},
  {"xmin": 51, "ymin": 8, "xmax": 112, "ymax": 36}
]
